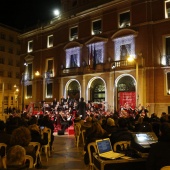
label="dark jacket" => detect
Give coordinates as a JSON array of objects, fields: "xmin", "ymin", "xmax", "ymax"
[
  {"xmin": 110, "ymin": 127, "xmax": 133, "ymax": 146},
  {"xmin": 146, "ymin": 135, "xmax": 170, "ymax": 170},
  {"xmin": 76, "ymin": 101, "xmax": 87, "ymax": 119},
  {"xmin": 30, "ymin": 130, "xmax": 48, "ymax": 146}
]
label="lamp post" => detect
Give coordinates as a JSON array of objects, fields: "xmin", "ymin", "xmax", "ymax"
[
  {"xmin": 112, "ymin": 64, "xmax": 116, "ymax": 112},
  {"xmin": 21, "ymin": 73, "xmax": 25, "ymax": 112},
  {"xmin": 127, "ymin": 55, "xmax": 139, "ymax": 106},
  {"xmin": 2, "ymin": 82, "xmax": 4, "ymax": 114},
  {"xmin": 35, "ymin": 71, "xmax": 46, "ymax": 101}
]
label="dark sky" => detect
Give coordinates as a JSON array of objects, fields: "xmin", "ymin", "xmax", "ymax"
[{"xmin": 0, "ymin": 0, "xmax": 61, "ymax": 30}]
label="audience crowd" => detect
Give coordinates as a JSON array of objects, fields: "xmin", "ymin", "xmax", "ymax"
[{"xmin": 0, "ymin": 97, "xmax": 170, "ymax": 169}]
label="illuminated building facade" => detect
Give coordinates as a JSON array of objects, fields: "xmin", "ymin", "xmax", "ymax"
[
  {"xmin": 19, "ymin": 0, "xmax": 170, "ymax": 116},
  {"xmin": 0, "ymin": 24, "xmax": 21, "ymax": 113}
]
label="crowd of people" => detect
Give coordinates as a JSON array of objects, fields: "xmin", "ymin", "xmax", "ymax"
[
  {"xmin": 1, "ymin": 95, "xmax": 170, "ymax": 169},
  {"xmin": 0, "ymin": 112, "xmax": 55, "ymax": 169}
]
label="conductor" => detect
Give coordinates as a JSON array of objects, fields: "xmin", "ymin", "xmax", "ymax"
[{"xmin": 76, "ymin": 97, "xmax": 87, "ymax": 120}]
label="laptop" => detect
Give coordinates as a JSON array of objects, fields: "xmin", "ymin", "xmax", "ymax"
[{"xmin": 96, "ymin": 138, "xmax": 125, "ymax": 159}]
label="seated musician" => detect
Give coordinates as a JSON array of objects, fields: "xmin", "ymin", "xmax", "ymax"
[{"xmin": 60, "ymin": 111, "xmax": 70, "ymax": 131}]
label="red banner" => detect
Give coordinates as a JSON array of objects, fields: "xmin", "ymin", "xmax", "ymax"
[{"xmin": 119, "ymin": 92, "xmax": 136, "ymax": 109}]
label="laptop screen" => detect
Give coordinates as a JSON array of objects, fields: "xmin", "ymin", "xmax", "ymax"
[
  {"xmin": 96, "ymin": 138, "xmax": 112, "ymax": 154},
  {"xmin": 132, "ymin": 132, "xmax": 158, "ymax": 145}
]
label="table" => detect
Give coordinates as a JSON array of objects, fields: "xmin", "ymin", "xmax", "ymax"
[{"xmin": 93, "ymin": 153, "xmax": 147, "ymax": 170}]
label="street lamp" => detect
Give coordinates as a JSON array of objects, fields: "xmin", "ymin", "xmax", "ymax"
[
  {"xmin": 112, "ymin": 64, "xmax": 116, "ymax": 112},
  {"xmin": 14, "ymin": 85, "xmax": 19, "ymax": 111}
]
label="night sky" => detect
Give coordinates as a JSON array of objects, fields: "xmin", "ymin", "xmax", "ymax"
[{"xmin": 0, "ymin": 0, "xmax": 61, "ymax": 30}]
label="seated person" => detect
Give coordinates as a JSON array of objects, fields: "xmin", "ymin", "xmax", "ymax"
[
  {"xmin": 102, "ymin": 117, "xmax": 118, "ymax": 134},
  {"xmin": 60, "ymin": 111, "xmax": 70, "ymax": 131},
  {"xmin": 41, "ymin": 115, "xmax": 54, "ymax": 151},
  {"xmin": 84, "ymin": 121, "xmax": 109, "ymax": 165},
  {"xmin": 81, "ymin": 116, "xmax": 93, "ymax": 131},
  {"xmin": 9, "ymin": 126, "xmax": 36, "ymax": 164},
  {"xmin": 6, "ymin": 145, "xmax": 30, "ymax": 169},
  {"xmin": 28, "ymin": 124, "xmax": 48, "ymax": 146},
  {"xmin": 0, "ymin": 120, "xmax": 11, "ymax": 157},
  {"xmin": 110, "ymin": 117, "xmax": 133, "ymax": 146},
  {"xmin": 146, "ymin": 122, "xmax": 170, "ymax": 170}
]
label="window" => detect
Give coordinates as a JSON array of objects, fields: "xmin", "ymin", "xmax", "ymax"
[
  {"xmin": 113, "ymin": 35, "xmax": 135, "ymax": 61},
  {"xmin": 92, "ymin": 19, "xmax": 102, "ymax": 35},
  {"xmin": 47, "ymin": 35, "xmax": 53, "ymax": 48},
  {"xmin": 27, "ymin": 40, "xmax": 33, "ymax": 53},
  {"xmin": 70, "ymin": 26, "xmax": 78, "ymax": 41},
  {"xmin": 165, "ymin": 37, "xmax": 170, "ymax": 65},
  {"xmin": 27, "ymin": 85, "xmax": 32, "ymax": 98},
  {"xmin": 46, "ymin": 83, "xmax": 53, "ymax": 98},
  {"xmin": 11, "ymin": 96, "xmax": 13, "ymax": 105},
  {"xmin": 165, "ymin": 0, "xmax": 170, "ymax": 18},
  {"xmin": 161, "ymin": 37, "xmax": 170, "ymax": 65},
  {"xmin": 0, "ymin": 57, "xmax": 4, "ymax": 64},
  {"xmin": 4, "ymin": 96, "xmax": 8, "ymax": 105},
  {"xmin": 119, "ymin": 11, "xmax": 130, "ymax": 28},
  {"xmin": 89, "ymin": 42, "xmax": 104, "ymax": 66},
  {"xmin": 0, "ymin": 33, "xmax": 5, "ymax": 39},
  {"xmin": 167, "ymin": 72, "xmax": 170, "ymax": 94},
  {"xmin": 66, "ymin": 47, "xmax": 81, "ymax": 68},
  {"xmin": 45, "ymin": 59, "xmax": 53, "ymax": 78}
]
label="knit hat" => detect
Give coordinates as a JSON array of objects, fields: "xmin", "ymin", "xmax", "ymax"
[{"xmin": 107, "ymin": 118, "xmax": 115, "ymax": 126}]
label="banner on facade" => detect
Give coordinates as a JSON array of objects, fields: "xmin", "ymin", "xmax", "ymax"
[{"xmin": 119, "ymin": 92, "xmax": 136, "ymax": 109}]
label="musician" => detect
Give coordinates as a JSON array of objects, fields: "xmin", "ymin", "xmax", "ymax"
[
  {"xmin": 41, "ymin": 100, "xmax": 46, "ymax": 114},
  {"xmin": 52, "ymin": 98, "xmax": 57, "ymax": 109},
  {"xmin": 66, "ymin": 95, "xmax": 72, "ymax": 107},
  {"xmin": 60, "ymin": 96, "xmax": 66, "ymax": 106}
]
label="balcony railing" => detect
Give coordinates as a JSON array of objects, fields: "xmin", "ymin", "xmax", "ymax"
[{"xmin": 59, "ymin": 60, "xmax": 138, "ymax": 76}]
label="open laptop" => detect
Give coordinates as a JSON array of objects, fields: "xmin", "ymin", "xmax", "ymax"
[{"xmin": 96, "ymin": 138, "xmax": 125, "ymax": 159}]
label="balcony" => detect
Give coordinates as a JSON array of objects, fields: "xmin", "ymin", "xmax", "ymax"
[{"xmin": 59, "ymin": 60, "xmax": 139, "ymax": 76}]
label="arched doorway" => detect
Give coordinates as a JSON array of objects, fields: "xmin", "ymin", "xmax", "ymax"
[
  {"xmin": 117, "ymin": 75, "xmax": 136, "ymax": 109},
  {"xmin": 87, "ymin": 78, "xmax": 106, "ymax": 103},
  {"xmin": 65, "ymin": 80, "xmax": 80, "ymax": 101}
]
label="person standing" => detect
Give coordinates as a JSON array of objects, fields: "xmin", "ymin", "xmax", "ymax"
[
  {"xmin": 76, "ymin": 97, "xmax": 87, "ymax": 120},
  {"xmin": 52, "ymin": 98, "xmax": 57, "ymax": 110}
]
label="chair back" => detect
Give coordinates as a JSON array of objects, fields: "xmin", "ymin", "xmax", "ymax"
[
  {"xmin": 81, "ymin": 129, "xmax": 86, "ymax": 146},
  {"xmin": 25, "ymin": 155, "xmax": 34, "ymax": 168},
  {"xmin": 74, "ymin": 123, "xmax": 81, "ymax": 147},
  {"xmin": 74, "ymin": 123, "xmax": 81, "ymax": 136},
  {"xmin": 41, "ymin": 127, "xmax": 52, "ymax": 161},
  {"xmin": 29, "ymin": 142, "xmax": 41, "ymax": 167},
  {"xmin": 0, "ymin": 143, "xmax": 7, "ymax": 157},
  {"xmin": 87, "ymin": 142, "xmax": 97, "ymax": 170},
  {"xmin": 160, "ymin": 166, "xmax": 170, "ymax": 170},
  {"xmin": 2, "ymin": 155, "xmax": 34, "ymax": 169},
  {"xmin": 1, "ymin": 156, "xmax": 6, "ymax": 169},
  {"xmin": 113, "ymin": 141, "xmax": 131, "ymax": 152}
]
